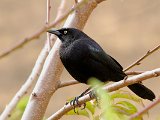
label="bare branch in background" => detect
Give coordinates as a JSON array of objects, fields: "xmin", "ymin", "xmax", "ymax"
[
  {"xmin": 46, "ymin": 0, "xmax": 52, "ymax": 50},
  {"xmin": 59, "ymin": 80, "xmax": 79, "ymax": 88},
  {"xmin": 48, "ymin": 68, "xmax": 160, "ymax": 120},
  {"xmin": 0, "ymin": 0, "xmax": 86, "ymax": 59},
  {"xmin": 129, "ymin": 97, "xmax": 160, "ymax": 120},
  {"xmin": 49, "ymin": 0, "xmax": 67, "ymax": 46},
  {"xmin": 124, "ymin": 44, "xmax": 160, "ymax": 71}
]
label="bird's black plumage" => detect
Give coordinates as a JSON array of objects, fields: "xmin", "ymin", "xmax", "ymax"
[{"xmin": 48, "ymin": 28, "xmax": 155, "ymax": 101}]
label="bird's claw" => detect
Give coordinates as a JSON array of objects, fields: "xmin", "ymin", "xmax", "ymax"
[
  {"xmin": 81, "ymin": 103, "xmax": 86, "ymax": 110},
  {"xmin": 89, "ymin": 91, "xmax": 99, "ymax": 105},
  {"xmin": 69, "ymin": 89, "xmax": 92, "ymax": 113},
  {"xmin": 70, "ymin": 96, "xmax": 80, "ymax": 106},
  {"xmin": 69, "ymin": 96, "xmax": 82, "ymax": 113},
  {"xmin": 66, "ymin": 88, "xmax": 93, "ymax": 113},
  {"xmin": 89, "ymin": 90, "xmax": 96, "ymax": 98},
  {"xmin": 123, "ymin": 76, "xmax": 128, "ymax": 82}
]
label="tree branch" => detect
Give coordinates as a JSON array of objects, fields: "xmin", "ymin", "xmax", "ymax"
[
  {"xmin": 46, "ymin": 0, "xmax": 52, "ymax": 50},
  {"xmin": 124, "ymin": 44, "xmax": 160, "ymax": 71},
  {"xmin": 58, "ymin": 71, "xmax": 145, "ymax": 88},
  {"xmin": 129, "ymin": 97, "xmax": 160, "ymax": 120},
  {"xmin": 47, "ymin": 68, "xmax": 160, "ymax": 120},
  {"xmin": 59, "ymin": 80, "xmax": 79, "ymax": 88},
  {"xmin": 49, "ymin": 0, "xmax": 67, "ymax": 47},
  {"xmin": 125, "ymin": 71, "xmax": 144, "ymax": 75}
]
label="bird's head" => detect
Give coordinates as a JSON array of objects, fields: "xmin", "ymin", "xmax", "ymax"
[{"xmin": 47, "ymin": 28, "xmax": 87, "ymax": 43}]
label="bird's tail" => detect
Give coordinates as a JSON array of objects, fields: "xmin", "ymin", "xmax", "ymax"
[{"xmin": 127, "ymin": 83, "xmax": 155, "ymax": 101}]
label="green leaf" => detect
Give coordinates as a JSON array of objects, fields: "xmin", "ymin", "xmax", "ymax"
[
  {"xmin": 113, "ymin": 103, "xmax": 142, "ymax": 120},
  {"xmin": 16, "ymin": 96, "xmax": 29, "ymax": 111},
  {"xmin": 93, "ymin": 115, "xmax": 100, "ymax": 120},
  {"xmin": 113, "ymin": 105, "xmax": 134, "ymax": 116},
  {"xmin": 89, "ymin": 78, "xmax": 122, "ymax": 120},
  {"xmin": 115, "ymin": 101, "xmax": 137, "ymax": 114},
  {"xmin": 111, "ymin": 90, "xmax": 142, "ymax": 103},
  {"xmin": 132, "ymin": 117, "xmax": 143, "ymax": 120},
  {"xmin": 9, "ymin": 96, "xmax": 29, "ymax": 120},
  {"xmin": 85, "ymin": 100, "xmax": 95, "ymax": 114}
]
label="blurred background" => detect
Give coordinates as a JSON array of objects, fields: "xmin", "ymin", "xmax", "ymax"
[{"xmin": 0, "ymin": 0, "xmax": 159, "ymax": 119}]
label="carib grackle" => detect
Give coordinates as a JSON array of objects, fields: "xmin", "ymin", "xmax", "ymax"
[{"xmin": 48, "ymin": 28, "xmax": 155, "ymax": 101}]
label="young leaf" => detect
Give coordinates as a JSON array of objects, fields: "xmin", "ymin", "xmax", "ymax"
[
  {"xmin": 116, "ymin": 101, "xmax": 137, "ymax": 114},
  {"xmin": 89, "ymin": 78, "xmax": 122, "ymax": 120},
  {"xmin": 9, "ymin": 96, "xmax": 29, "ymax": 120},
  {"xmin": 16, "ymin": 96, "xmax": 29, "ymax": 111},
  {"xmin": 111, "ymin": 90, "xmax": 142, "ymax": 103}
]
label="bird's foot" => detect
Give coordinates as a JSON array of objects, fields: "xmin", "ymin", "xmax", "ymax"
[
  {"xmin": 67, "ymin": 87, "xmax": 92, "ymax": 113},
  {"xmin": 70, "ymin": 96, "xmax": 81, "ymax": 113},
  {"xmin": 89, "ymin": 90, "xmax": 99, "ymax": 105},
  {"xmin": 88, "ymin": 90, "xmax": 100, "ymax": 108},
  {"xmin": 123, "ymin": 76, "xmax": 128, "ymax": 83},
  {"xmin": 69, "ymin": 91, "xmax": 89, "ymax": 113}
]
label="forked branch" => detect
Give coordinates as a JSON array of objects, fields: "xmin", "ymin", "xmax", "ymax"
[{"xmin": 124, "ymin": 44, "xmax": 160, "ymax": 71}]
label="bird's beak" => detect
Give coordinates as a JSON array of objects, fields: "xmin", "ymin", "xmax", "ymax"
[{"xmin": 47, "ymin": 29, "xmax": 61, "ymax": 36}]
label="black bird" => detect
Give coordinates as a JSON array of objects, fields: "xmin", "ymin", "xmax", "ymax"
[{"xmin": 48, "ymin": 28, "xmax": 155, "ymax": 101}]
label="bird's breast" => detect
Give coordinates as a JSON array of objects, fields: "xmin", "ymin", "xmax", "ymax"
[{"xmin": 60, "ymin": 42, "xmax": 88, "ymax": 62}]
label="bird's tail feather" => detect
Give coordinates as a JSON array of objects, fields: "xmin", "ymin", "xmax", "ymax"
[{"xmin": 127, "ymin": 83, "xmax": 155, "ymax": 101}]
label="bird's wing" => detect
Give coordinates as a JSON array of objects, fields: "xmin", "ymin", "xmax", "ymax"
[{"xmin": 87, "ymin": 41, "xmax": 123, "ymax": 73}]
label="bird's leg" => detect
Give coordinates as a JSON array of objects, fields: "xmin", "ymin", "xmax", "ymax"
[{"xmin": 79, "ymin": 87, "xmax": 92, "ymax": 97}]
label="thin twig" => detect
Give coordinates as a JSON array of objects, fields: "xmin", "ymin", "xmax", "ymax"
[
  {"xmin": 59, "ymin": 80, "xmax": 79, "ymax": 88},
  {"xmin": 0, "ymin": 0, "xmax": 86, "ymax": 59},
  {"xmin": 47, "ymin": 68, "xmax": 160, "ymax": 120},
  {"xmin": 124, "ymin": 44, "xmax": 160, "ymax": 71},
  {"xmin": 57, "ymin": 71, "xmax": 144, "ymax": 88},
  {"xmin": 46, "ymin": 0, "xmax": 52, "ymax": 50},
  {"xmin": 126, "ymin": 71, "xmax": 144, "ymax": 75},
  {"xmin": 49, "ymin": 0, "xmax": 67, "ymax": 46},
  {"xmin": 46, "ymin": 0, "xmax": 51, "ymax": 24},
  {"xmin": 129, "ymin": 97, "xmax": 160, "ymax": 120}
]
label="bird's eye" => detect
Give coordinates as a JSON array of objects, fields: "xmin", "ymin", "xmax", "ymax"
[{"xmin": 63, "ymin": 30, "xmax": 68, "ymax": 35}]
